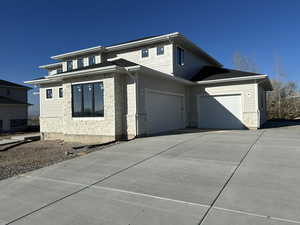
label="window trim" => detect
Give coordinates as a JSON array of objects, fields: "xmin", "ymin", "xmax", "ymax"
[
  {"xmin": 46, "ymin": 89, "xmax": 53, "ymax": 99},
  {"xmin": 71, "ymin": 81, "xmax": 104, "ymax": 118},
  {"xmin": 141, "ymin": 48, "xmax": 149, "ymax": 58},
  {"xmin": 157, "ymin": 46, "xmax": 164, "ymax": 56}
]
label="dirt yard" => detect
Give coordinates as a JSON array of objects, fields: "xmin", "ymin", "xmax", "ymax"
[{"xmin": 0, "ymin": 140, "xmax": 118, "ymax": 181}]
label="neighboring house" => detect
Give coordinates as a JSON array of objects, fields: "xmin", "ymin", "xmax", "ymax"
[
  {"xmin": 25, "ymin": 32, "xmax": 272, "ymax": 144},
  {"xmin": 0, "ymin": 80, "xmax": 31, "ymax": 132}
]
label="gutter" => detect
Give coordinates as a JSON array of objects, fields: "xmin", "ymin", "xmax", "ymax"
[
  {"xmin": 25, "ymin": 65, "xmax": 122, "ymax": 85},
  {"xmin": 39, "ymin": 62, "xmax": 63, "ymax": 69},
  {"xmin": 196, "ymin": 75, "xmax": 268, "ymax": 85},
  {"xmin": 51, "ymin": 46, "xmax": 104, "ymax": 60}
]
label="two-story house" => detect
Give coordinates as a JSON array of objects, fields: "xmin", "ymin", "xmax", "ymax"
[
  {"xmin": 0, "ymin": 80, "xmax": 31, "ymax": 132},
  {"xmin": 25, "ymin": 32, "xmax": 272, "ymax": 144}
]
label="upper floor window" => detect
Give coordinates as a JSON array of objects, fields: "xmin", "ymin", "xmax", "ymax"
[
  {"xmin": 177, "ymin": 47, "xmax": 184, "ymax": 66},
  {"xmin": 59, "ymin": 88, "xmax": 63, "ymax": 98},
  {"xmin": 77, "ymin": 58, "xmax": 84, "ymax": 69},
  {"xmin": 46, "ymin": 89, "xmax": 53, "ymax": 99},
  {"xmin": 67, "ymin": 60, "xmax": 73, "ymax": 71},
  {"xmin": 89, "ymin": 56, "xmax": 96, "ymax": 66},
  {"xmin": 141, "ymin": 48, "xmax": 149, "ymax": 58},
  {"xmin": 6, "ymin": 88, "xmax": 10, "ymax": 96},
  {"xmin": 72, "ymin": 82, "xmax": 104, "ymax": 117},
  {"xmin": 157, "ymin": 46, "xmax": 164, "ymax": 55},
  {"xmin": 57, "ymin": 68, "xmax": 63, "ymax": 74}
]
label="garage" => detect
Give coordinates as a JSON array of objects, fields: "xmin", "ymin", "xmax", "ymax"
[
  {"xmin": 146, "ymin": 90, "xmax": 185, "ymax": 134},
  {"xmin": 197, "ymin": 94, "xmax": 244, "ymax": 129}
]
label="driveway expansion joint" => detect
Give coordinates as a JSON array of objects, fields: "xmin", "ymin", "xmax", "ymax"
[{"xmin": 198, "ymin": 130, "xmax": 265, "ymax": 225}]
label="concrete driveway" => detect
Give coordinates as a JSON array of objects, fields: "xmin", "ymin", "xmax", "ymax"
[{"xmin": 0, "ymin": 125, "xmax": 300, "ymax": 225}]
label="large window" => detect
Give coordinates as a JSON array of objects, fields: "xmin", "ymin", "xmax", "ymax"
[
  {"xmin": 89, "ymin": 56, "xmax": 96, "ymax": 66},
  {"xmin": 67, "ymin": 60, "xmax": 73, "ymax": 71},
  {"xmin": 77, "ymin": 58, "xmax": 84, "ymax": 69},
  {"xmin": 72, "ymin": 82, "xmax": 104, "ymax": 117},
  {"xmin": 177, "ymin": 47, "xmax": 184, "ymax": 66}
]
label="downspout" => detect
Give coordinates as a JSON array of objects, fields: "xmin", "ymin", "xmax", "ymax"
[{"xmin": 124, "ymin": 68, "xmax": 139, "ymax": 138}]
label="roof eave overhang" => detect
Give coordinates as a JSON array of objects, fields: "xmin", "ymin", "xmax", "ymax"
[
  {"xmin": 39, "ymin": 62, "xmax": 63, "ymax": 69},
  {"xmin": 196, "ymin": 75, "xmax": 273, "ymax": 90},
  {"xmin": 51, "ymin": 46, "xmax": 104, "ymax": 60},
  {"xmin": 105, "ymin": 32, "xmax": 180, "ymax": 51},
  {"xmin": 25, "ymin": 65, "xmax": 138, "ymax": 85}
]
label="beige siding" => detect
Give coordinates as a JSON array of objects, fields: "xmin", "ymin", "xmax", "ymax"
[
  {"xmin": 137, "ymin": 70, "xmax": 188, "ymax": 135},
  {"xmin": 191, "ymin": 81, "xmax": 259, "ymax": 129},
  {"xmin": 258, "ymin": 85, "xmax": 267, "ymax": 125},
  {"xmin": 173, "ymin": 44, "xmax": 213, "ymax": 80},
  {"xmin": 0, "ymin": 105, "xmax": 28, "ymax": 131},
  {"xmin": 106, "ymin": 42, "xmax": 173, "ymax": 74}
]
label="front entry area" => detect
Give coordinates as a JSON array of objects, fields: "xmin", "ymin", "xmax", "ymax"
[{"xmin": 197, "ymin": 94, "xmax": 245, "ymax": 129}]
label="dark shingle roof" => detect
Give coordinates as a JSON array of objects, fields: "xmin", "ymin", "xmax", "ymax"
[
  {"xmin": 0, "ymin": 96, "xmax": 30, "ymax": 105},
  {"xmin": 0, "ymin": 80, "xmax": 30, "ymax": 89},
  {"xmin": 190, "ymin": 66, "xmax": 260, "ymax": 82},
  {"xmin": 59, "ymin": 58, "xmax": 138, "ymax": 74}
]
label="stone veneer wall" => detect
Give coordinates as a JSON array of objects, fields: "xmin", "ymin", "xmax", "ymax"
[{"xmin": 40, "ymin": 72, "xmax": 129, "ymax": 144}]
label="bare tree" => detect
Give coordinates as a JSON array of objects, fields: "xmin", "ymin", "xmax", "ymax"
[
  {"xmin": 233, "ymin": 52, "xmax": 258, "ymax": 73},
  {"xmin": 233, "ymin": 52, "xmax": 300, "ymax": 120}
]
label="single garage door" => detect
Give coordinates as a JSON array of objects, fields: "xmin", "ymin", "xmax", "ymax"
[
  {"xmin": 198, "ymin": 94, "xmax": 244, "ymax": 129},
  {"xmin": 146, "ymin": 90, "xmax": 184, "ymax": 134}
]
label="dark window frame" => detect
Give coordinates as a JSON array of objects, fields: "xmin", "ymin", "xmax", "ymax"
[
  {"xmin": 72, "ymin": 82, "xmax": 104, "ymax": 117},
  {"xmin": 177, "ymin": 47, "xmax": 184, "ymax": 66},
  {"xmin": 157, "ymin": 46, "xmax": 164, "ymax": 55},
  {"xmin": 77, "ymin": 58, "xmax": 84, "ymax": 69},
  {"xmin": 57, "ymin": 68, "xmax": 63, "ymax": 74},
  {"xmin": 46, "ymin": 89, "xmax": 53, "ymax": 99},
  {"xmin": 67, "ymin": 60, "xmax": 73, "ymax": 71},
  {"xmin": 141, "ymin": 48, "xmax": 149, "ymax": 58},
  {"xmin": 89, "ymin": 55, "xmax": 96, "ymax": 66},
  {"xmin": 59, "ymin": 88, "xmax": 63, "ymax": 98}
]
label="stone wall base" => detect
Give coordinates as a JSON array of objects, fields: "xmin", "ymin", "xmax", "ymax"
[{"xmin": 42, "ymin": 132, "xmax": 118, "ymax": 145}]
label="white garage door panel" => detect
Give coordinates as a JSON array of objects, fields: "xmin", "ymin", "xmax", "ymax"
[
  {"xmin": 146, "ymin": 91, "xmax": 184, "ymax": 134},
  {"xmin": 198, "ymin": 94, "xmax": 244, "ymax": 129}
]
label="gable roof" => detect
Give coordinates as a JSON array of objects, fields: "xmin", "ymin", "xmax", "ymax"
[
  {"xmin": 190, "ymin": 66, "xmax": 260, "ymax": 81},
  {"xmin": 0, "ymin": 96, "xmax": 30, "ymax": 105},
  {"xmin": 0, "ymin": 80, "xmax": 30, "ymax": 89}
]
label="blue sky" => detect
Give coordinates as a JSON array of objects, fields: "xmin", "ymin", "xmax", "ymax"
[{"xmin": 0, "ymin": 0, "xmax": 299, "ymax": 114}]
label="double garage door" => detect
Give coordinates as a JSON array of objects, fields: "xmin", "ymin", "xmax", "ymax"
[
  {"xmin": 197, "ymin": 94, "xmax": 244, "ymax": 129},
  {"xmin": 146, "ymin": 90, "xmax": 184, "ymax": 134}
]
